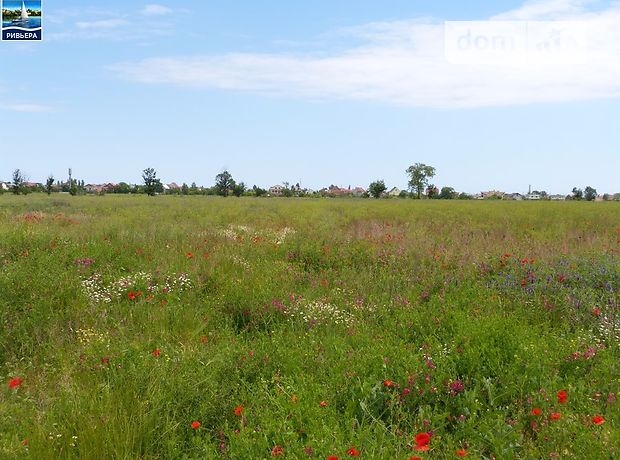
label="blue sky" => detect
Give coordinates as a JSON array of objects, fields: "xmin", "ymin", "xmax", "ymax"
[{"xmin": 0, "ymin": 0, "xmax": 619, "ymax": 194}]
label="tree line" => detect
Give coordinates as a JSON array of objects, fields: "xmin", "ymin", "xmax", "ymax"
[{"xmin": 1, "ymin": 165, "xmax": 614, "ymax": 201}]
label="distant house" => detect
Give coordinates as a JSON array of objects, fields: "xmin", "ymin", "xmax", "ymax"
[
  {"xmin": 269, "ymin": 185, "xmax": 284, "ymax": 196},
  {"xmin": 481, "ymin": 190, "xmax": 505, "ymax": 199},
  {"xmin": 549, "ymin": 194, "xmax": 565, "ymax": 201},
  {"xmin": 0, "ymin": 182, "xmax": 9, "ymax": 191},
  {"xmin": 387, "ymin": 187, "xmax": 401, "ymax": 197},
  {"xmin": 525, "ymin": 193, "xmax": 541, "ymax": 200},
  {"xmin": 351, "ymin": 187, "xmax": 366, "ymax": 197},
  {"xmin": 85, "ymin": 184, "xmax": 104, "ymax": 193},
  {"xmin": 504, "ymin": 193, "xmax": 523, "ymax": 200}
]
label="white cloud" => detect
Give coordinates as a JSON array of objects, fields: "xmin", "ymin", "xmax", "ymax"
[
  {"xmin": 109, "ymin": 0, "xmax": 620, "ymax": 108},
  {"xmin": 2, "ymin": 103, "xmax": 53, "ymax": 113},
  {"xmin": 141, "ymin": 4, "xmax": 173, "ymax": 16},
  {"xmin": 76, "ymin": 19, "xmax": 129, "ymax": 29},
  {"xmin": 491, "ymin": 0, "xmax": 596, "ymax": 20}
]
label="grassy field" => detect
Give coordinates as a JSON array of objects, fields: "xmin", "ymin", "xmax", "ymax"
[{"xmin": 0, "ymin": 195, "xmax": 618, "ymax": 459}]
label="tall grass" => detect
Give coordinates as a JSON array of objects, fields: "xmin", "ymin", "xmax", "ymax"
[{"xmin": 0, "ymin": 195, "xmax": 618, "ymax": 458}]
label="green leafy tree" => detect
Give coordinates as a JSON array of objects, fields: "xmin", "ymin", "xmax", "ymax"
[
  {"xmin": 214, "ymin": 170, "xmax": 235, "ymax": 197},
  {"xmin": 406, "ymin": 163, "xmax": 436, "ymax": 199},
  {"xmin": 181, "ymin": 183, "xmax": 189, "ymax": 195},
  {"xmin": 252, "ymin": 185, "xmax": 267, "ymax": 197},
  {"xmin": 12, "ymin": 169, "xmax": 24, "ymax": 195},
  {"xmin": 571, "ymin": 187, "xmax": 583, "ymax": 200},
  {"xmin": 368, "ymin": 180, "xmax": 387, "ymax": 199},
  {"xmin": 439, "ymin": 186, "xmax": 456, "ymax": 199},
  {"xmin": 584, "ymin": 186, "xmax": 597, "ymax": 201},
  {"xmin": 46, "ymin": 175, "xmax": 55, "ymax": 195},
  {"xmin": 232, "ymin": 182, "xmax": 246, "ymax": 197},
  {"xmin": 142, "ymin": 168, "xmax": 163, "ymax": 196}
]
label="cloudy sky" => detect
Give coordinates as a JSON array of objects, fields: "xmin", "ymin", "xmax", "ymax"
[{"xmin": 1, "ymin": 0, "xmax": 619, "ymax": 193}]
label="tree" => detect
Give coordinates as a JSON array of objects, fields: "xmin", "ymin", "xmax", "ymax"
[
  {"xmin": 368, "ymin": 180, "xmax": 387, "ymax": 199},
  {"xmin": 252, "ymin": 185, "xmax": 267, "ymax": 197},
  {"xmin": 232, "ymin": 182, "xmax": 246, "ymax": 197},
  {"xmin": 142, "ymin": 168, "xmax": 163, "ymax": 196},
  {"xmin": 214, "ymin": 170, "xmax": 235, "ymax": 197},
  {"xmin": 426, "ymin": 184, "xmax": 439, "ymax": 199},
  {"xmin": 46, "ymin": 175, "xmax": 55, "ymax": 195},
  {"xmin": 12, "ymin": 169, "xmax": 24, "ymax": 195},
  {"xmin": 584, "ymin": 186, "xmax": 597, "ymax": 201},
  {"xmin": 181, "ymin": 183, "xmax": 189, "ymax": 195},
  {"xmin": 571, "ymin": 187, "xmax": 583, "ymax": 200},
  {"xmin": 439, "ymin": 186, "xmax": 456, "ymax": 199},
  {"xmin": 406, "ymin": 163, "xmax": 436, "ymax": 199}
]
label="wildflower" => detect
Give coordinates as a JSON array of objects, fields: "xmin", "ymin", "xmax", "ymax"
[
  {"xmin": 201, "ymin": 335, "xmax": 208, "ymax": 344},
  {"xmin": 531, "ymin": 407, "xmax": 542, "ymax": 416},
  {"xmin": 457, "ymin": 449, "xmax": 468, "ymax": 456},
  {"xmin": 592, "ymin": 415, "xmax": 605, "ymax": 425},
  {"xmin": 557, "ymin": 389, "xmax": 568, "ymax": 404},
  {"xmin": 271, "ymin": 445, "xmax": 284, "ymax": 456},
  {"xmin": 101, "ymin": 356, "xmax": 110, "ymax": 364},
  {"xmin": 152, "ymin": 348, "xmax": 161, "ymax": 357},
  {"xmin": 319, "ymin": 400, "xmax": 328, "ymax": 407},
  {"xmin": 327, "ymin": 456, "xmax": 338, "ymax": 460},
  {"xmin": 234, "ymin": 404, "xmax": 244, "ymax": 416},
  {"xmin": 592, "ymin": 307, "xmax": 601, "ymax": 317},
  {"xmin": 383, "ymin": 379, "xmax": 394, "ymax": 387},
  {"xmin": 8, "ymin": 377, "xmax": 23, "ymax": 389},
  {"xmin": 347, "ymin": 446, "xmax": 360, "ymax": 456},
  {"xmin": 550, "ymin": 412, "xmax": 561, "ymax": 420},
  {"xmin": 291, "ymin": 394, "xmax": 298, "ymax": 403},
  {"xmin": 186, "ymin": 252, "xmax": 194, "ymax": 258},
  {"xmin": 449, "ymin": 379, "xmax": 465, "ymax": 396},
  {"xmin": 191, "ymin": 420, "xmax": 201, "ymax": 429},
  {"xmin": 128, "ymin": 291, "xmax": 136, "ymax": 300},
  {"xmin": 414, "ymin": 432, "xmax": 431, "ymax": 451},
  {"xmin": 410, "ymin": 457, "xmax": 422, "ymax": 460}
]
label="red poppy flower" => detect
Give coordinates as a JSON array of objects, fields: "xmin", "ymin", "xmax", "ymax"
[
  {"xmin": 128, "ymin": 291, "xmax": 136, "ymax": 300},
  {"xmin": 271, "ymin": 445, "xmax": 284, "ymax": 456},
  {"xmin": 347, "ymin": 446, "xmax": 360, "ymax": 456},
  {"xmin": 152, "ymin": 348, "xmax": 161, "ymax": 357},
  {"xmin": 457, "ymin": 448, "xmax": 468, "ymax": 456},
  {"xmin": 414, "ymin": 432, "xmax": 431, "ymax": 451},
  {"xmin": 8, "ymin": 376, "xmax": 23, "ymax": 389},
  {"xmin": 327, "ymin": 456, "xmax": 339, "ymax": 460},
  {"xmin": 234, "ymin": 404, "xmax": 244, "ymax": 416},
  {"xmin": 592, "ymin": 415, "xmax": 605, "ymax": 425},
  {"xmin": 550, "ymin": 412, "xmax": 561, "ymax": 420},
  {"xmin": 319, "ymin": 400, "xmax": 328, "ymax": 407},
  {"xmin": 531, "ymin": 407, "xmax": 542, "ymax": 416},
  {"xmin": 186, "ymin": 252, "xmax": 194, "ymax": 258},
  {"xmin": 191, "ymin": 420, "xmax": 201, "ymax": 429},
  {"xmin": 409, "ymin": 457, "xmax": 422, "ymax": 460},
  {"xmin": 383, "ymin": 379, "xmax": 394, "ymax": 387},
  {"xmin": 592, "ymin": 307, "xmax": 601, "ymax": 317},
  {"xmin": 557, "ymin": 389, "xmax": 568, "ymax": 404}
]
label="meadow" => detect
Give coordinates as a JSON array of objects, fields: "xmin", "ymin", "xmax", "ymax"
[{"xmin": 0, "ymin": 195, "xmax": 618, "ymax": 459}]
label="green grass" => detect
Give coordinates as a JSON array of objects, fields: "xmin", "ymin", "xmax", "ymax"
[{"xmin": 0, "ymin": 195, "xmax": 618, "ymax": 459}]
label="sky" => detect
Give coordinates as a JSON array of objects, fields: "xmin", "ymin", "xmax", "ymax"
[{"xmin": 0, "ymin": 0, "xmax": 619, "ymax": 194}]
